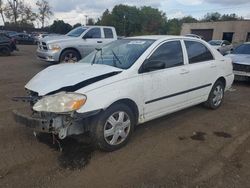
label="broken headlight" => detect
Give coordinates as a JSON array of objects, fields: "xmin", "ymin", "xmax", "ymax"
[{"xmin": 33, "ymin": 92, "xmax": 87, "ymax": 113}]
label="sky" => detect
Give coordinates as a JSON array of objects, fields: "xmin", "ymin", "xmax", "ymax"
[{"xmin": 1, "ymin": 0, "xmax": 250, "ymax": 27}]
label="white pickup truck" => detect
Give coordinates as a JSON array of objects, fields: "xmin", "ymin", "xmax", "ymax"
[{"xmin": 36, "ymin": 26, "xmax": 117, "ymax": 63}]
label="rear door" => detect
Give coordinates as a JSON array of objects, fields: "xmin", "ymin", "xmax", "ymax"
[
  {"xmin": 183, "ymin": 40, "xmax": 217, "ymax": 102},
  {"xmin": 102, "ymin": 28, "xmax": 115, "ymax": 45}
]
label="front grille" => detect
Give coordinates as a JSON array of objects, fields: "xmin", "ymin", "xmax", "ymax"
[
  {"xmin": 38, "ymin": 41, "xmax": 48, "ymax": 51},
  {"xmin": 233, "ymin": 63, "xmax": 250, "ymax": 72}
]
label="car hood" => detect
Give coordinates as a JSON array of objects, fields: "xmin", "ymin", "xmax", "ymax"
[
  {"xmin": 226, "ymin": 54, "xmax": 250, "ymax": 65},
  {"xmin": 25, "ymin": 63, "xmax": 122, "ymax": 96},
  {"xmin": 41, "ymin": 35, "xmax": 78, "ymax": 44}
]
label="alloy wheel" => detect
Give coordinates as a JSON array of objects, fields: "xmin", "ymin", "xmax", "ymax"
[
  {"xmin": 212, "ymin": 85, "xmax": 223, "ymax": 106},
  {"xmin": 63, "ymin": 53, "xmax": 78, "ymax": 63},
  {"xmin": 104, "ymin": 111, "xmax": 131, "ymax": 146}
]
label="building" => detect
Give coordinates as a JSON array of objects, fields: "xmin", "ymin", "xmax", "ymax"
[{"xmin": 181, "ymin": 20, "xmax": 250, "ymax": 43}]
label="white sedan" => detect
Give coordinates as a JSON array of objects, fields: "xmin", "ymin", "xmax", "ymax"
[
  {"xmin": 208, "ymin": 40, "xmax": 233, "ymax": 55},
  {"xmin": 13, "ymin": 35, "xmax": 234, "ymax": 151}
]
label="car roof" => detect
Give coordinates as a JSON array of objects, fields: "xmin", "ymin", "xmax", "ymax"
[
  {"xmin": 127, "ymin": 35, "xmax": 204, "ymax": 41},
  {"xmin": 83, "ymin": 25, "xmax": 115, "ymax": 29}
]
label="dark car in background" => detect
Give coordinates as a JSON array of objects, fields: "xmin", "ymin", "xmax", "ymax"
[
  {"xmin": 12, "ymin": 33, "xmax": 36, "ymax": 45},
  {"xmin": 0, "ymin": 33, "xmax": 18, "ymax": 56}
]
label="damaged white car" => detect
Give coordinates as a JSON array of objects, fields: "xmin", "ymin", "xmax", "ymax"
[{"xmin": 13, "ymin": 36, "xmax": 234, "ymax": 151}]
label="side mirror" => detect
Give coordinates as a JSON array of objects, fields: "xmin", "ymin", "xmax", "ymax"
[
  {"xmin": 139, "ymin": 59, "xmax": 165, "ymax": 73},
  {"xmin": 222, "ymin": 43, "xmax": 226, "ymax": 47}
]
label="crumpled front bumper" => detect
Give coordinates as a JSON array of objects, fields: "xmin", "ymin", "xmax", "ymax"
[
  {"xmin": 13, "ymin": 110, "xmax": 52, "ymax": 133},
  {"xmin": 13, "ymin": 109, "xmax": 101, "ymax": 138}
]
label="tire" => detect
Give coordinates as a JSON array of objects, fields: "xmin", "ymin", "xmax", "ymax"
[
  {"xmin": 90, "ymin": 103, "xmax": 135, "ymax": 152},
  {"xmin": 59, "ymin": 49, "xmax": 81, "ymax": 63},
  {"xmin": 204, "ymin": 80, "xmax": 225, "ymax": 109},
  {"xmin": 0, "ymin": 46, "xmax": 11, "ymax": 56}
]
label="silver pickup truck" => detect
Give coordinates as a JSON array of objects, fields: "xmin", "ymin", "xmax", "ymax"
[{"xmin": 36, "ymin": 26, "xmax": 117, "ymax": 63}]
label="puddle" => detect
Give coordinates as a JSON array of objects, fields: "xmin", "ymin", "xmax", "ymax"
[
  {"xmin": 178, "ymin": 136, "xmax": 187, "ymax": 140},
  {"xmin": 213, "ymin": 131, "xmax": 232, "ymax": 138},
  {"xmin": 37, "ymin": 133, "xmax": 94, "ymax": 170},
  {"xmin": 190, "ymin": 131, "xmax": 206, "ymax": 141}
]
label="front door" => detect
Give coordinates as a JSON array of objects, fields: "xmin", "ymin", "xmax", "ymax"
[
  {"xmin": 141, "ymin": 40, "xmax": 190, "ymax": 121},
  {"xmin": 81, "ymin": 28, "xmax": 104, "ymax": 56}
]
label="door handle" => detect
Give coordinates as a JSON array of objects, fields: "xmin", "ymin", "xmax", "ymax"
[
  {"xmin": 97, "ymin": 41, "xmax": 103, "ymax": 43},
  {"xmin": 180, "ymin": 69, "xmax": 189, "ymax": 75}
]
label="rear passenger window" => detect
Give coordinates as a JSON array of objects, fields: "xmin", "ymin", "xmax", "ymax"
[
  {"xmin": 185, "ymin": 41, "xmax": 214, "ymax": 64},
  {"xmin": 104, "ymin": 28, "xmax": 113, "ymax": 38},
  {"xmin": 148, "ymin": 40, "xmax": 184, "ymax": 69}
]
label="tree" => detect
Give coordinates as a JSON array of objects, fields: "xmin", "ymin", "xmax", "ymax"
[
  {"xmin": 202, "ymin": 12, "xmax": 221, "ymax": 22},
  {"xmin": 140, "ymin": 6, "xmax": 167, "ymax": 35},
  {"xmin": 19, "ymin": 4, "xmax": 36, "ymax": 26},
  {"xmin": 0, "ymin": 0, "xmax": 5, "ymax": 25},
  {"xmin": 73, "ymin": 23, "xmax": 81, "ymax": 28},
  {"xmin": 220, "ymin": 13, "xmax": 243, "ymax": 21},
  {"xmin": 49, "ymin": 20, "xmax": 72, "ymax": 34},
  {"xmin": 4, "ymin": 0, "xmax": 22, "ymax": 24},
  {"xmin": 4, "ymin": 0, "xmax": 36, "ymax": 27},
  {"xmin": 36, "ymin": 0, "xmax": 53, "ymax": 28},
  {"xmin": 87, "ymin": 18, "xmax": 95, "ymax": 25},
  {"xmin": 98, "ymin": 9, "xmax": 113, "ymax": 26}
]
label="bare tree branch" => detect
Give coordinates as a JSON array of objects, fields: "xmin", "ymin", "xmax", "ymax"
[{"xmin": 36, "ymin": 0, "xmax": 53, "ymax": 28}]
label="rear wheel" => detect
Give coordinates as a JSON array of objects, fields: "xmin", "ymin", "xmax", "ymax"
[
  {"xmin": 90, "ymin": 103, "xmax": 135, "ymax": 152},
  {"xmin": 59, "ymin": 49, "xmax": 81, "ymax": 63},
  {"xmin": 204, "ymin": 80, "xmax": 225, "ymax": 109}
]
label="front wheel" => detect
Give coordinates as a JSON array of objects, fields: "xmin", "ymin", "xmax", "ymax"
[
  {"xmin": 204, "ymin": 80, "xmax": 225, "ymax": 109},
  {"xmin": 59, "ymin": 49, "xmax": 81, "ymax": 63},
  {"xmin": 90, "ymin": 103, "xmax": 135, "ymax": 152}
]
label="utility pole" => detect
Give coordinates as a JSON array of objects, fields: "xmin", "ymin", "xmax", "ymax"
[
  {"xmin": 123, "ymin": 14, "xmax": 126, "ymax": 37},
  {"xmin": 85, "ymin": 15, "xmax": 88, "ymax": 26}
]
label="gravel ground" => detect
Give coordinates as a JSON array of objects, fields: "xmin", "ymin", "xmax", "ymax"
[{"xmin": 0, "ymin": 45, "xmax": 250, "ymax": 188}]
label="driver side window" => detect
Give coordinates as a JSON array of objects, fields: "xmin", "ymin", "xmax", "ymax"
[
  {"xmin": 147, "ymin": 40, "xmax": 184, "ymax": 71},
  {"xmin": 84, "ymin": 28, "xmax": 101, "ymax": 39}
]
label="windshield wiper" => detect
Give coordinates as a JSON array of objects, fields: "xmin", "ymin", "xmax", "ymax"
[
  {"xmin": 111, "ymin": 50, "xmax": 122, "ymax": 65},
  {"xmin": 91, "ymin": 47, "xmax": 103, "ymax": 65}
]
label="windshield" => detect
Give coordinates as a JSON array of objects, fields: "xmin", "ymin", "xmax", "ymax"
[
  {"xmin": 208, "ymin": 40, "xmax": 222, "ymax": 46},
  {"xmin": 67, "ymin": 27, "xmax": 88, "ymax": 37},
  {"xmin": 233, "ymin": 44, "xmax": 250, "ymax": 54},
  {"xmin": 79, "ymin": 39, "xmax": 155, "ymax": 69}
]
